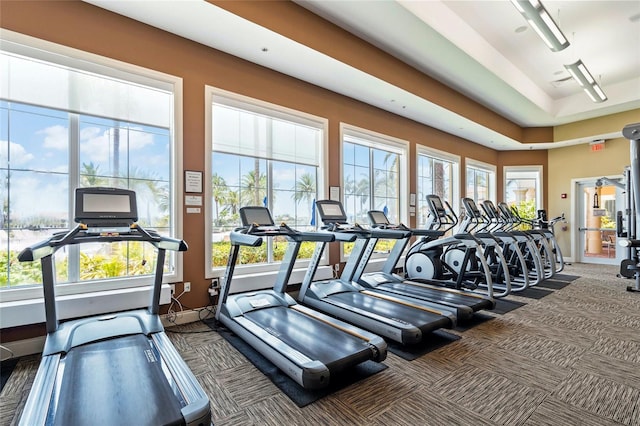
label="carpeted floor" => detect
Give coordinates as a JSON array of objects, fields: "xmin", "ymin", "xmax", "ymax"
[{"xmin": 2, "ymin": 263, "xmax": 640, "ymax": 425}]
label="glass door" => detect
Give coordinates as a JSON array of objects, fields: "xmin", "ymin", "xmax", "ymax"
[{"xmin": 577, "ymin": 179, "xmax": 624, "ymax": 265}]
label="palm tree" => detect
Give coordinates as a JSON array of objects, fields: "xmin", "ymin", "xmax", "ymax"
[
  {"xmin": 80, "ymin": 162, "xmax": 106, "ymax": 186},
  {"xmin": 211, "ymin": 173, "xmax": 228, "ymax": 226},
  {"xmin": 292, "ymin": 172, "xmax": 316, "ymax": 204},
  {"xmin": 241, "ymin": 169, "xmax": 267, "ymax": 206},
  {"xmin": 121, "ymin": 166, "xmax": 166, "ymax": 226},
  {"xmin": 355, "ymin": 176, "xmax": 370, "ymax": 219}
]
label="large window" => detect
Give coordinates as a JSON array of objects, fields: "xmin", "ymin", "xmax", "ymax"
[
  {"xmin": 466, "ymin": 159, "xmax": 496, "ymax": 204},
  {"xmin": 0, "ymin": 32, "xmax": 181, "ymax": 300},
  {"xmin": 206, "ymin": 88, "xmax": 326, "ymax": 276},
  {"xmin": 416, "ymin": 146, "xmax": 459, "ymax": 227},
  {"xmin": 504, "ymin": 165, "xmax": 543, "ymax": 221},
  {"xmin": 342, "ymin": 125, "xmax": 408, "ymax": 225}
]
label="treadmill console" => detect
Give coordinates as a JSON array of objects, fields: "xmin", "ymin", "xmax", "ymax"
[
  {"xmin": 240, "ymin": 206, "xmax": 275, "ymax": 226},
  {"xmin": 316, "ymin": 200, "xmax": 348, "ymax": 224},
  {"xmin": 239, "ymin": 206, "xmax": 281, "ymax": 233},
  {"xmin": 368, "ymin": 210, "xmax": 390, "ymax": 226},
  {"xmin": 74, "ymin": 187, "xmax": 138, "ymax": 233}
]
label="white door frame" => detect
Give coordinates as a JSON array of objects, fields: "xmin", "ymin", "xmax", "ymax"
[{"xmin": 570, "ymin": 174, "xmax": 624, "ymax": 264}]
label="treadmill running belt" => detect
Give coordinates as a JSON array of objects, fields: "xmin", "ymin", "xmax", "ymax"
[
  {"xmin": 53, "ymin": 334, "xmax": 184, "ymax": 426},
  {"xmin": 244, "ymin": 307, "xmax": 373, "ymax": 368}
]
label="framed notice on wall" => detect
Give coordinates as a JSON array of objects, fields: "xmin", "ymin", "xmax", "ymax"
[{"xmin": 185, "ymin": 170, "xmax": 203, "ymax": 193}]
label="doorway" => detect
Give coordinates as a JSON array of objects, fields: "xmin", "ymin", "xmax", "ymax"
[{"xmin": 575, "ymin": 178, "xmax": 624, "ymax": 265}]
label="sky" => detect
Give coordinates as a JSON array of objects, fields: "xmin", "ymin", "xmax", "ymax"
[{"xmin": 1, "ymin": 101, "xmax": 170, "ymax": 227}]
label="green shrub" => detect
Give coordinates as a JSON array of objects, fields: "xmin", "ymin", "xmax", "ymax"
[{"xmin": 2, "ymin": 242, "xmax": 156, "ymax": 288}]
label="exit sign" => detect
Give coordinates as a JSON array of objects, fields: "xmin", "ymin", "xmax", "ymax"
[{"xmin": 591, "ymin": 142, "xmax": 605, "ymax": 152}]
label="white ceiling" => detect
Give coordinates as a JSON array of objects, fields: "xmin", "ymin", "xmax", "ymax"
[{"xmin": 85, "ymin": 0, "xmax": 640, "ymax": 150}]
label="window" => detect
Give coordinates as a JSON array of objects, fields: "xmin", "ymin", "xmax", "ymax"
[
  {"xmin": 504, "ymin": 166, "xmax": 543, "ymax": 221},
  {"xmin": 205, "ymin": 88, "xmax": 326, "ymax": 276},
  {"xmin": 416, "ymin": 146, "xmax": 459, "ymax": 227},
  {"xmin": 466, "ymin": 159, "xmax": 496, "ymax": 203},
  {"xmin": 0, "ymin": 32, "xmax": 182, "ymax": 300},
  {"xmin": 341, "ymin": 125, "xmax": 408, "ymax": 257}
]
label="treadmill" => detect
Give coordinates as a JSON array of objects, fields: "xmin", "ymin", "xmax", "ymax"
[
  {"xmin": 355, "ymin": 209, "xmax": 494, "ymax": 321},
  {"xmin": 18, "ymin": 187, "xmax": 210, "ymax": 426},
  {"xmin": 298, "ymin": 200, "xmax": 454, "ymax": 346},
  {"xmin": 214, "ymin": 206, "xmax": 386, "ymax": 389}
]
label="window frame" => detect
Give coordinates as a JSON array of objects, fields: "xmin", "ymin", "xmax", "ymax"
[
  {"xmin": 416, "ymin": 144, "xmax": 460, "ymax": 223},
  {"xmin": 204, "ymin": 86, "xmax": 329, "ymax": 279},
  {"xmin": 340, "ymin": 123, "xmax": 409, "ymax": 261},
  {"xmin": 0, "ymin": 30, "xmax": 184, "ymax": 303},
  {"xmin": 504, "ymin": 165, "xmax": 544, "ymax": 210},
  {"xmin": 465, "ymin": 157, "xmax": 497, "ymax": 203}
]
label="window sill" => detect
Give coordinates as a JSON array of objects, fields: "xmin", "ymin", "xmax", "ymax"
[{"xmin": 0, "ymin": 285, "xmax": 172, "ymax": 329}]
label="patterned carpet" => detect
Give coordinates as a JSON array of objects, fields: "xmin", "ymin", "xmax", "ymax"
[{"xmin": 2, "ymin": 263, "xmax": 640, "ymax": 425}]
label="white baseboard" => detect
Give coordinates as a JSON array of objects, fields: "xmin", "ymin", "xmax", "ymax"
[
  {"xmin": 1, "ymin": 308, "xmax": 213, "ymax": 360},
  {"xmin": 1, "ymin": 336, "xmax": 46, "ymax": 359}
]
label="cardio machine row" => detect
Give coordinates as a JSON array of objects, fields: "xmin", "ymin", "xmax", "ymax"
[
  {"xmin": 215, "ymin": 199, "xmax": 498, "ymax": 390},
  {"xmin": 404, "ymin": 194, "xmax": 565, "ymax": 298}
]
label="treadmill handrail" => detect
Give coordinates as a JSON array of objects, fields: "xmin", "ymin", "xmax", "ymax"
[
  {"xmin": 234, "ymin": 222, "xmax": 336, "ymax": 244},
  {"xmin": 369, "ymin": 227, "xmax": 411, "ymax": 239},
  {"xmin": 332, "ymin": 231, "xmax": 359, "ymax": 242},
  {"xmin": 18, "ymin": 224, "xmax": 187, "ymax": 262},
  {"xmin": 229, "ymin": 229, "xmax": 264, "ymax": 247}
]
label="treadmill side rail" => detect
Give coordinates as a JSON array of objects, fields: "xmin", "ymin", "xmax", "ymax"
[
  {"xmin": 152, "ymin": 332, "xmax": 212, "ymax": 426},
  {"xmin": 19, "ymin": 354, "xmax": 60, "ymax": 426}
]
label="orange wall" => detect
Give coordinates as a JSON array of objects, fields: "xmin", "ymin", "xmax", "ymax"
[
  {"xmin": 0, "ymin": 1, "xmax": 545, "ymax": 339},
  {"xmin": 0, "ymin": 1, "xmax": 508, "ymax": 307}
]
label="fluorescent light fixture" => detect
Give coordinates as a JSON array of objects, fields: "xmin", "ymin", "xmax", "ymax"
[
  {"xmin": 511, "ymin": 0, "xmax": 570, "ymax": 52},
  {"xmin": 565, "ymin": 60, "xmax": 608, "ymax": 103}
]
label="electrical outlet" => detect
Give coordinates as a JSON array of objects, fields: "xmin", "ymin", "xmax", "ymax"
[
  {"xmin": 211, "ymin": 278, "xmax": 220, "ymax": 289},
  {"xmin": 170, "ymin": 284, "xmax": 176, "ymax": 295},
  {"xmin": 184, "ymin": 282, "xmax": 191, "ymax": 293}
]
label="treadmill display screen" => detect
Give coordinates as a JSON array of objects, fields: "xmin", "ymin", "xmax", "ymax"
[
  {"xmin": 317, "ymin": 201, "xmax": 347, "ymax": 222},
  {"xmin": 369, "ymin": 211, "xmax": 389, "ymax": 225},
  {"xmin": 83, "ymin": 194, "xmax": 131, "ymax": 213},
  {"xmin": 74, "ymin": 187, "xmax": 138, "ymax": 225},
  {"xmin": 240, "ymin": 207, "xmax": 275, "ymax": 226}
]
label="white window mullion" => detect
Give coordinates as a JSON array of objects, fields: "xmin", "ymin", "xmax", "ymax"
[{"xmin": 68, "ymin": 113, "xmax": 80, "ymax": 283}]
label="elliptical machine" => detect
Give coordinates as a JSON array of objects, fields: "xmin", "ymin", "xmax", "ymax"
[
  {"xmin": 459, "ymin": 197, "xmax": 527, "ymax": 293},
  {"xmin": 404, "ymin": 195, "xmax": 497, "ymax": 298}
]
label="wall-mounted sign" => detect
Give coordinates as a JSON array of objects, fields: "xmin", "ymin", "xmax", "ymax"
[{"xmin": 185, "ymin": 170, "xmax": 203, "ymax": 193}]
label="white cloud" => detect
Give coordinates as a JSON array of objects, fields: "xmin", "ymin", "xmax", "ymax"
[
  {"xmin": 128, "ymin": 127, "xmax": 154, "ymax": 151},
  {"xmin": 80, "ymin": 126, "xmax": 155, "ymax": 163},
  {"xmin": 273, "ymin": 168, "xmax": 296, "ymax": 182},
  {"xmin": 12, "ymin": 174, "xmax": 68, "ymax": 219},
  {"xmin": 0, "ymin": 140, "xmax": 35, "ymax": 166},
  {"xmin": 80, "ymin": 126, "xmax": 111, "ymax": 163},
  {"xmin": 39, "ymin": 125, "xmax": 68, "ymax": 150}
]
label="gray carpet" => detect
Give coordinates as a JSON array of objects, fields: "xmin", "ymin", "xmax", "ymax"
[{"xmin": 2, "ymin": 263, "xmax": 640, "ymax": 426}]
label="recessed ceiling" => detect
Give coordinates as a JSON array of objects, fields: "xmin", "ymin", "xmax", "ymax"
[{"xmin": 84, "ymin": 0, "xmax": 640, "ymax": 150}]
